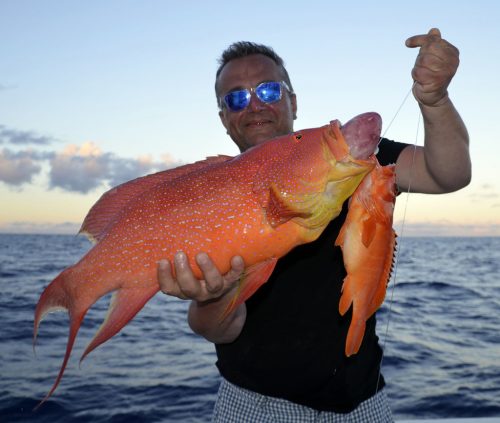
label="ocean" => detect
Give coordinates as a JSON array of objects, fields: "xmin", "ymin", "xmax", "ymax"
[{"xmin": 0, "ymin": 234, "xmax": 499, "ymax": 422}]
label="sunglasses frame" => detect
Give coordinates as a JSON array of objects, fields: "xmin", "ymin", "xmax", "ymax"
[{"xmin": 220, "ymin": 80, "xmax": 293, "ymax": 112}]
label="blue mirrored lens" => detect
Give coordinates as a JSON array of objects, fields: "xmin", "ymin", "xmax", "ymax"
[
  {"xmin": 223, "ymin": 82, "xmax": 283, "ymax": 112},
  {"xmin": 255, "ymin": 82, "xmax": 282, "ymax": 103},
  {"xmin": 224, "ymin": 90, "xmax": 250, "ymax": 112}
]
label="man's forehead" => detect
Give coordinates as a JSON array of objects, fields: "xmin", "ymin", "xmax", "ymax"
[{"xmin": 218, "ymin": 54, "xmax": 282, "ymax": 89}]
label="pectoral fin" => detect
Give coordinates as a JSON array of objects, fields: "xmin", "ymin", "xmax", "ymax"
[
  {"xmin": 266, "ymin": 184, "xmax": 312, "ymax": 227},
  {"xmin": 361, "ymin": 216, "xmax": 377, "ymax": 248},
  {"xmin": 220, "ymin": 258, "xmax": 278, "ymax": 321}
]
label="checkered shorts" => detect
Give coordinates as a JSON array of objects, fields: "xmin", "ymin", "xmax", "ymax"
[{"xmin": 212, "ymin": 378, "xmax": 394, "ymax": 422}]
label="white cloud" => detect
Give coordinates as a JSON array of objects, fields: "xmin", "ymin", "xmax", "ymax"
[
  {"xmin": 49, "ymin": 142, "xmax": 113, "ymax": 193},
  {"xmin": 0, "ymin": 126, "xmax": 183, "ymax": 193},
  {"xmin": 47, "ymin": 142, "xmax": 183, "ymax": 193}
]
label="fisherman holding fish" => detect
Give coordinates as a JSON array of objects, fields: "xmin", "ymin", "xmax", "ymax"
[{"xmin": 157, "ymin": 28, "xmax": 471, "ymax": 421}]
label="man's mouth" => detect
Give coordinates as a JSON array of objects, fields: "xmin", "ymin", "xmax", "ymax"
[{"xmin": 246, "ymin": 120, "xmax": 272, "ymax": 127}]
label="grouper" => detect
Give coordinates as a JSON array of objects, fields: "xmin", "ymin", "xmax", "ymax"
[{"xmin": 34, "ymin": 112, "xmax": 396, "ymax": 405}]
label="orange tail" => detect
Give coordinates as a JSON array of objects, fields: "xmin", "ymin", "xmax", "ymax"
[
  {"xmin": 343, "ymin": 298, "xmax": 367, "ymax": 357},
  {"xmin": 34, "ymin": 268, "xmax": 159, "ymax": 408},
  {"xmin": 33, "ymin": 268, "xmax": 89, "ymax": 409}
]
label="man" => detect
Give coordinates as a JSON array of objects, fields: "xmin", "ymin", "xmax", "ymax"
[{"xmin": 157, "ymin": 29, "xmax": 471, "ymax": 421}]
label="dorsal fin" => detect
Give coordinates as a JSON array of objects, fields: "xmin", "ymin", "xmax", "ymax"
[{"xmin": 79, "ymin": 155, "xmax": 232, "ymax": 243}]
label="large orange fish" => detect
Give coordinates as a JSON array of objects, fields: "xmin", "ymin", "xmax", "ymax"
[
  {"xmin": 335, "ymin": 161, "xmax": 397, "ymax": 356},
  {"xmin": 34, "ymin": 112, "xmax": 388, "ymax": 405}
]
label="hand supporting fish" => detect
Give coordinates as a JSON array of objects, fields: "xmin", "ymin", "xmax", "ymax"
[{"xmin": 33, "ymin": 112, "xmax": 397, "ymax": 406}]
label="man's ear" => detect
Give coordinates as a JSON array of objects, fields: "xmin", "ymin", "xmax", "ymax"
[{"xmin": 219, "ymin": 109, "xmax": 229, "ymax": 133}]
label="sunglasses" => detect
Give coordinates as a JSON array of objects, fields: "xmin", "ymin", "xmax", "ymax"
[{"xmin": 221, "ymin": 80, "xmax": 292, "ymax": 112}]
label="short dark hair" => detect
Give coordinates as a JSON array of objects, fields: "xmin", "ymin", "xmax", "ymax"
[{"xmin": 215, "ymin": 41, "xmax": 294, "ymax": 107}]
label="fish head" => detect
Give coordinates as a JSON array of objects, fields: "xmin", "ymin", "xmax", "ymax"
[
  {"xmin": 292, "ymin": 112, "xmax": 381, "ymax": 190},
  {"xmin": 257, "ymin": 113, "xmax": 382, "ymax": 231}
]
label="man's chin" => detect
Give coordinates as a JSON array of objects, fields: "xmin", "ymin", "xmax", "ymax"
[{"xmin": 245, "ymin": 126, "xmax": 279, "ymax": 146}]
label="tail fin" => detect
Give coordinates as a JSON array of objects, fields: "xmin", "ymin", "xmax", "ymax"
[
  {"xmin": 33, "ymin": 269, "xmax": 159, "ymax": 409},
  {"xmin": 344, "ymin": 313, "xmax": 366, "ymax": 358},
  {"xmin": 33, "ymin": 268, "xmax": 89, "ymax": 409}
]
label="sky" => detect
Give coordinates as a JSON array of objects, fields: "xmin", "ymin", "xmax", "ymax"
[{"xmin": 1, "ymin": 0, "xmax": 499, "ymax": 236}]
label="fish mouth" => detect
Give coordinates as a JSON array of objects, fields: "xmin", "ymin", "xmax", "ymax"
[{"xmin": 341, "ymin": 112, "xmax": 382, "ymax": 160}]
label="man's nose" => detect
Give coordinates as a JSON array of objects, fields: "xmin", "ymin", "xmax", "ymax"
[{"xmin": 247, "ymin": 92, "xmax": 265, "ymax": 111}]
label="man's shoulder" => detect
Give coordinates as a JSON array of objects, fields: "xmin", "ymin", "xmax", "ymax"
[{"xmin": 377, "ymin": 137, "xmax": 408, "ymax": 165}]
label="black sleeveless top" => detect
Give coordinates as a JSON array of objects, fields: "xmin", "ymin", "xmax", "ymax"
[{"xmin": 215, "ymin": 138, "xmax": 408, "ymax": 412}]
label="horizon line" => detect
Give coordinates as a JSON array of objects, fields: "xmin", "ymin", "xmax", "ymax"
[{"xmin": 0, "ymin": 221, "xmax": 499, "ymax": 238}]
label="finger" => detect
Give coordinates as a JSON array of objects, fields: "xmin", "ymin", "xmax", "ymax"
[
  {"xmin": 428, "ymin": 27, "xmax": 441, "ymax": 37},
  {"xmin": 196, "ymin": 252, "xmax": 224, "ymax": 294},
  {"xmin": 405, "ymin": 27, "xmax": 441, "ymax": 48},
  {"xmin": 157, "ymin": 259, "xmax": 187, "ymax": 299},
  {"xmin": 225, "ymin": 256, "xmax": 245, "ymax": 284},
  {"xmin": 174, "ymin": 251, "xmax": 201, "ymax": 297}
]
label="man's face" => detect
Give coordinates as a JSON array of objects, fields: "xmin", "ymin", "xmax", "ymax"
[{"xmin": 217, "ymin": 54, "xmax": 297, "ymax": 152}]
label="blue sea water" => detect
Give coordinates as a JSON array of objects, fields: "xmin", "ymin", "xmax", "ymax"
[{"xmin": 0, "ymin": 234, "xmax": 499, "ymax": 422}]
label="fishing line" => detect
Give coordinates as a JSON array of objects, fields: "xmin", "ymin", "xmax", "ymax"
[
  {"xmin": 375, "ymin": 82, "xmax": 420, "ymax": 393},
  {"xmin": 380, "ymin": 82, "xmax": 416, "ymax": 139}
]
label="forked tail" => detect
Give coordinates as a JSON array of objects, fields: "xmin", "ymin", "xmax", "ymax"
[
  {"xmin": 33, "ymin": 268, "xmax": 159, "ymax": 409},
  {"xmin": 33, "ymin": 268, "xmax": 88, "ymax": 409}
]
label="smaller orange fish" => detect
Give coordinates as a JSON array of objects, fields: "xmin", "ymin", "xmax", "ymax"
[{"xmin": 335, "ymin": 162, "xmax": 397, "ymax": 356}]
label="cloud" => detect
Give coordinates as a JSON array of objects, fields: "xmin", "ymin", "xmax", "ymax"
[
  {"xmin": 1, "ymin": 142, "xmax": 182, "ymax": 193},
  {"xmin": 0, "ymin": 148, "xmax": 46, "ymax": 185},
  {"xmin": 0, "ymin": 123, "xmax": 183, "ymax": 193},
  {"xmin": 49, "ymin": 142, "xmax": 113, "ymax": 193},
  {"xmin": 47, "ymin": 142, "xmax": 182, "ymax": 193},
  {"xmin": 0, "ymin": 125, "xmax": 56, "ymax": 145},
  {"xmin": 107, "ymin": 155, "xmax": 161, "ymax": 187}
]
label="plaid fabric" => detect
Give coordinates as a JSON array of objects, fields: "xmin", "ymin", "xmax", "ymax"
[{"xmin": 212, "ymin": 378, "xmax": 394, "ymax": 423}]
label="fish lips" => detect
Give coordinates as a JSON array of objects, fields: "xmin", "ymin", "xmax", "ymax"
[{"xmin": 341, "ymin": 112, "xmax": 382, "ymax": 160}]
